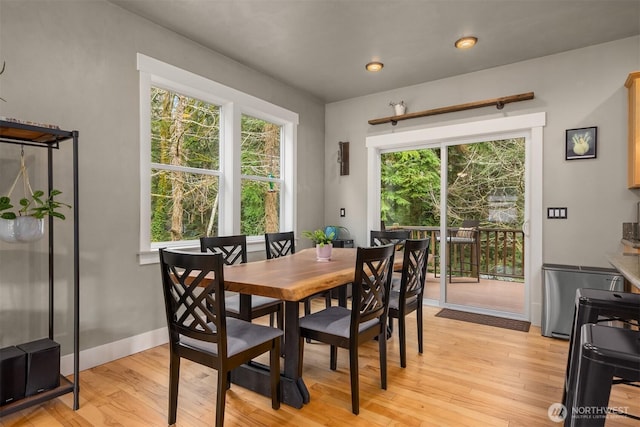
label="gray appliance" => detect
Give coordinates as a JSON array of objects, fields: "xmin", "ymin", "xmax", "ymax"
[{"xmin": 541, "ymin": 264, "xmax": 623, "ymax": 339}]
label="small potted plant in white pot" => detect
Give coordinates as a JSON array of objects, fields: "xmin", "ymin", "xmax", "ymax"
[
  {"xmin": 389, "ymin": 100, "xmax": 406, "ymax": 116},
  {"xmin": 303, "ymin": 228, "xmax": 336, "ymax": 262},
  {"xmin": 0, "ymin": 190, "xmax": 71, "ymax": 243}
]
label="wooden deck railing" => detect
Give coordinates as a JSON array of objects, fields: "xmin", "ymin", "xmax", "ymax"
[
  {"xmin": 390, "ymin": 226, "xmax": 524, "ymax": 281},
  {"xmin": 478, "ymin": 227, "xmax": 524, "ymax": 280}
]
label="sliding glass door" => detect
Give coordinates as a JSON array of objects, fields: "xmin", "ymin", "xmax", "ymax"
[
  {"xmin": 443, "ymin": 139, "xmax": 525, "ymax": 315},
  {"xmin": 368, "ymin": 113, "xmax": 545, "ymax": 322},
  {"xmin": 378, "ymin": 138, "xmax": 527, "ymax": 318}
]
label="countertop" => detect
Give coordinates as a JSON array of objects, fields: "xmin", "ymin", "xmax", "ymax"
[{"xmin": 607, "ymin": 253, "xmax": 640, "ymax": 290}]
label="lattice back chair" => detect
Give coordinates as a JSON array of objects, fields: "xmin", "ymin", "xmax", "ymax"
[
  {"xmin": 370, "ymin": 229, "xmax": 411, "ymax": 250},
  {"xmin": 298, "ymin": 244, "xmax": 396, "ymax": 415},
  {"xmin": 158, "ymin": 249, "xmax": 282, "ymax": 427},
  {"xmin": 200, "ymin": 235, "xmax": 283, "ymax": 329},
  {"xmin": 371, "ymin": 229, "xmax": 412, "ymax": 294},
  {"xmin": 264, "ymin": 231, "xmax": 296, "ymax": 259},
  {"xmin": 388, "ymin": 238, "xmax": 430, "ymax": 368}
]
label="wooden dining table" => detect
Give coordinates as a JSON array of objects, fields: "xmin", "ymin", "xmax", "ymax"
[{"xmin": 222, "ymin": 247, "xmax": 401, "ymax": 409}]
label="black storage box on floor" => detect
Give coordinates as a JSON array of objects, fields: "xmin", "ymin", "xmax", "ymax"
[
  {"xmin": 17, "ymin": 338, "xmax": 60, "ymax": 396},
  {"xmin": 0, "ymin": 346, "xmax": 27, "ymax": 405}
]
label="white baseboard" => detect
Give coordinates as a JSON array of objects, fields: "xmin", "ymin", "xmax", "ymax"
[{"xmin": 60, "ymin": 327, "xmax": 168, "ymax": 376}]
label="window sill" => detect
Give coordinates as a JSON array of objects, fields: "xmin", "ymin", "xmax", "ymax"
[{"xmin": 138, "ymin": 237, "xmax": 268, "ymax": 265}]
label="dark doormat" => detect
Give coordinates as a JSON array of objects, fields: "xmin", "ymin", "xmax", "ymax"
[{"xmin": 435, "ymin": 309, "xmax": 531, "ymax": 332}]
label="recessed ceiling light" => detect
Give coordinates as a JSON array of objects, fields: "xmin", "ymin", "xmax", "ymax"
[
  {"xmin": 365, "ymin": 61, "xmax": 384, "ymax": 72},
  {"xmin": 455, "ymin": 36, "xmax": 478, "ymax": 49}
]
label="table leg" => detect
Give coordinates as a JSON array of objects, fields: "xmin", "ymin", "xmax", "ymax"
[
  {"xmin": 229, "ymin": 300, "xmax": 309, "ymax": 409},
  {"xmin": 337, "ymin": 284, "xmax": 349, "ymax": 307},
  {"xmin": 284, "ymin": 300, "xmax": 310, "ymax": 402},
  {"xmin": 239, "ymin": 294, "xmax": 252, "ymax": 320}
]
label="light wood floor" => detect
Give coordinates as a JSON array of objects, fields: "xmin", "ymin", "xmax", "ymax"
[{"xmin": 1, "ymin": 306, "xmax": 638, "ymax": 427}]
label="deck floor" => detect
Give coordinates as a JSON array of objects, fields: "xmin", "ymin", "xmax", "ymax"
[{"xmin": 424, "ymin": 273, "xmax": 525, "ymax": 314}]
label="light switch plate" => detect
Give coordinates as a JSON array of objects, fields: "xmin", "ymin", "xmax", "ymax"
[{"xmin": 547, "ymin": 207, "xmax": 568, "ymax": 219}]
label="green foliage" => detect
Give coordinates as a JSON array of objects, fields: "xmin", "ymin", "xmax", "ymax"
[
  {"xmin": 241, "ymin": 180, "xmax": 267, "ymax": 236},
  {"xmin": 0, "ymin": 190, "xmax": 71, "ymax": 220},
  {"xmin": 381, "ymin": 149, "xmax": 441, "ymax": 226},
  {"xmin": 380, "ymin": 139, "xmax": 524, "ymax": 228},
  {"xmin": 0, "ymin": 196, "xmax": 16, "ymax": 219},
  {"xmin": 302, "ymin": 229, "xmax": 335, "ymax": 246}
]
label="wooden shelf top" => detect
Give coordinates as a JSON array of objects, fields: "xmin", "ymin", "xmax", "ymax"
[
  {"xmin": 0, "ymin": 119, "xmax": 74, "ymax": 146},
  {"xmin": 368, "ymin": 92, "xmax": 535, "ymax": 126}
]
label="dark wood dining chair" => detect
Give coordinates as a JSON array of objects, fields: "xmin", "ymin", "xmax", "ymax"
[
  {"xmin": 264, "ymin": 231, "xmax": 296, "ymax": 259},
  {"xmin": 387, "ymin": 238, "xmax": 430, "ymax": 368},
  {"xmin": 370, "ymin": 229, "xmax": 411, "ymax": 250},
  {"xmin": 200, "ymin": 235, "xmax": 283, "ymax": 329},
  {"xmin": 158, "ymin": 248, "xmax": 282, "ymax": 427},
  {"xmin": 298, "ymin": 244, "xmax": 396, "ymax": 415},
  {"xmin": 371, "ymin": 229, "xmax": 412, "ymax": 291}
]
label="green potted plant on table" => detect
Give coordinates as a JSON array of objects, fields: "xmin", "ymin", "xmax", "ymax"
[
  {"xmin": 0, "ymin": 190, "xmax": 71, "ymax": 243},
  {"xmin": 303, "ymin": 228, "xmax": 336, "ymax": 262}
]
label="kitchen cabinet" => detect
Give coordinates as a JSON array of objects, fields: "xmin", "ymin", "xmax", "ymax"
[{"xmin": 625, "ymin": 71, "xmax": 640, "ymax": 188}]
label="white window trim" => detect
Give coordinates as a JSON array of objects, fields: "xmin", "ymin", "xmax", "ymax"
[{"xmin": 137, "ymin": 54, "xmax": 298, "ymax": 264}]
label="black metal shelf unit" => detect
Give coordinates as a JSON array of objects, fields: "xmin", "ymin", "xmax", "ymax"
[{"xmin": 0, "ymin": 119, "xmax": 79, "ymax": 416}]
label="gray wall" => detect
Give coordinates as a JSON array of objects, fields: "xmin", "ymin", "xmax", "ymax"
[
  {"xmin": 0, "ymin": 0, "xmax": 325, "ymax": 354},
  {"xmin": 324, "ymin": 36, "xmax": 640, "ymax": 320}
]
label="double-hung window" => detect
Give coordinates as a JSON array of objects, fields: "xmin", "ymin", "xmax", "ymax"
[{"xmin": 137, "ymin": 54, "xmax": 297, "ymax": 264}]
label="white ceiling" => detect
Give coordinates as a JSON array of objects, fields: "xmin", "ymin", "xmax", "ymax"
[{"xmin": 108, "ymin": 0, "xmax": 640, "ymax": 103}]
